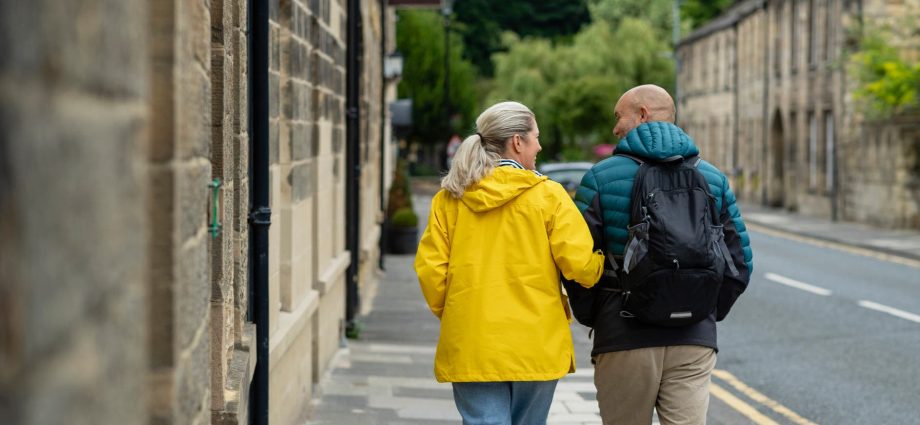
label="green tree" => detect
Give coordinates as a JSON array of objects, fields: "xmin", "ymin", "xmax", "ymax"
[
  {"xmin": 396, "ymin": 10, "xmax": 478, "ymax": 146},
  {"xmin": 489, "ymin": 17, "xmax": 674, "ymax": 160},
  {"xmin": 453, "ymin": 0, "xmax": 591, "ymax": 76},
  {"xmin": 681, "ymin": 0, "xmax": 734, "ymax": 30},
  {"xmin": 850, "ymin": 26, "xmax": 920, "ymax": 117}
]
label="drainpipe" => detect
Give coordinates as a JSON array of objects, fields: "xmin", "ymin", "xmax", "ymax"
[
  {"xmin": 733, "ymin": 21, "xmax": 739, "ymax": 179},
  {"xmin": 761, "ymin": 1, "xmax": 770, "ymax": 205},
  {"xmin": 345, "ymin": 0, "xmax": 363, "ymax": 336},
  {"xmin": 248, "ymin": 0, "xmax": 270, "ymax": 423},
  {"xmin": 379, "ymin": 0, "xmax": 388, "ymax": 270}
]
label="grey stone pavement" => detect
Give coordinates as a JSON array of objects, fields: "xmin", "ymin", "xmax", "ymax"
[{"xmin": 306, "ymin": 180, "xmax": 920, "ymax": 425}]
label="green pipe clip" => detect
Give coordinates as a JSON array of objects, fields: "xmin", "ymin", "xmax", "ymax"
[{"xmin": 209, "ymin": 178, "xmax": 222, "ymax": 238}]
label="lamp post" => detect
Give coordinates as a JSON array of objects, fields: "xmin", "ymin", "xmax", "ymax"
[{"xmin": 442, "ymin": 0, "xmax": 454, "ymax": 132}]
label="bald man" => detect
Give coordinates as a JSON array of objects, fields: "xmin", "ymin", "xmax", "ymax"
[{"xmin": 563, "ymin": 85, "xmax": 753, "ymax": 425}]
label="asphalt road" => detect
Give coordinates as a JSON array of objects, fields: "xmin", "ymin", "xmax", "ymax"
[{"xmin": 698, "ymin": 229, "xmax": 920, "ymax": 424}]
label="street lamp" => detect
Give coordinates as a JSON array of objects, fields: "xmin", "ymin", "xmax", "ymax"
[
  {"xmin": 442, "ymin": 0, "xmax": 454, "ymax": 131},
  {"xmin": 384, "ymin": 51, "xmax": 404, "ymax": 81}
]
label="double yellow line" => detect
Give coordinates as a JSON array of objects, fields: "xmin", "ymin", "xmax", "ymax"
[
  {"xmin": 747, "ymin": 223, "xmax": 920, "ymax": 269},
  {"xmin": 710, "ymin": 369, "xmax": 818, "ymax": 425}
]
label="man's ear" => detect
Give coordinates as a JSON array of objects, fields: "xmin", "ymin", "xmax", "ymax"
[{"xmin": 639, "ymin": 106, "xmax": 650, "ymax": 123}]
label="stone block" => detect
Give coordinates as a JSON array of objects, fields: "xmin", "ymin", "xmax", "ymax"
[
  {"xmin": 290, "ymin": 161, "xmax": 315, "ymax": 202},
  {"xmin": 269, "ymin": 310, "xmax": 315, "ymax": 425},
  {"xmin": 177, "ymin": 236, "xmax": 210, "ymax": 353},
  {"xmin": 209, "ymin": 301, "xmax": 230, "ymax": 407},
  {"xmin": 174, "ymin": 324, "xmax": 211, "ymax": 425},
  {"xmin": 269, "ymin": 119, "xmax": 280, "ymax": 164},
  {"xmin": 290, "ymin": 122, "xmax": 311, "ymax": 160},
  {"xmin": 176, "ymin": 161, "xmax": 210, "ymax": 243},
  {"xmin": 315, "ymin": 277, "xmax": 345, "ymax": 380},
  {"xmin": 290, "ymin": 198, "xmax": 314, "ymax": 302},
  {"xmin": 176, "ymin": 66, "xmax": 212, "ymax": 161},
  {"xmin": 269, "ymin": 72, "xmax": 280, "ymax": 119}
]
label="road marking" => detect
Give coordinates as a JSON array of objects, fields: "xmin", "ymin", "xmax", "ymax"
[
  {"xmin": 764, "ymin": 273, "xmax": 832, "ymax": 296},
  {"xmin": 858, "ymin": 300, "xmax": 920, "ymax": 324},
  {"xmin": 747, "ymin": 223, "xmax": 920, "ymax": 269},
  {"xmin": 712, "ymin": 369, "xmax": 819, "ymax": 425},
  {"xmin": 710, "ymin": 383, "xmax": 781, "ymax": 425}
]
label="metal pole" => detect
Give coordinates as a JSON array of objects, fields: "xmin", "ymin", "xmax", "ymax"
[
  {"xmin": 345, "ymin": 0, "xmax": 363, "ymax": 336},
  {"xmin": 247, "ymin": 0, "xmax": 271, "ymax": 423},
  {"xmin": 444, "ymin": 13, "xmax": 450, "ymax": 130},
  {"xmin": 673, "ymin": 0, "xmax": 681, "ymax": 111}
]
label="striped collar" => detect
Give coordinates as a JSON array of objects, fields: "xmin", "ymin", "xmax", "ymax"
[{"xmin": 497, "ymin": 159, "xmax": 544, "ymax": 176}]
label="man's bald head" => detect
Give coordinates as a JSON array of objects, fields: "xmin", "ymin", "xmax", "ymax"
[{"xmin": 612, "ymin": 84, "xmax": 676, "ymax": 139}]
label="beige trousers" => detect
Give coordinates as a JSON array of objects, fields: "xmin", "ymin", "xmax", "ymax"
[{"xmin": 594, "ymin": 345, "xmax": 716, "ymax": 425}]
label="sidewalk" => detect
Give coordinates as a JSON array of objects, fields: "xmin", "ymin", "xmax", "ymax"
[
  {"xmin": 307, "ymin": 183, "xmax": 605, "ymax": 425},
  {"xmin": 738, "ymin": 202, "xmax": 920, "ymax": 262}
]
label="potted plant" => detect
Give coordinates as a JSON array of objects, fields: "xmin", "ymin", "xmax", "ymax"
[
  {"xmin": 388, "ymin": 207, "xmax": 419, "ymax": 254},
  {"xmin": 386, "ymin": 160, "xmax": 419, "ymax": 254}
]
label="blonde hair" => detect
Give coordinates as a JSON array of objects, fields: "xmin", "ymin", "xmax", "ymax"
[{"xmin": 441, "ymin": 101, "xmax": 535, "ymax": 198}]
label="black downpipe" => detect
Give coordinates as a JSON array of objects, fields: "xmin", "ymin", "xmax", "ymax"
[
  {"xmin": 379, "ymin": 0, "xmax": 388, "ymax": 270},
  {"xmin": 345, "ymin": 0, "xmax": 363, "ymax": 335},
  {"xmin": 248, "ymin": 0, "xmax": 270, "ymax": 423},
  {"xmin": 761, "ymin": 2, "xmax": 770, "ymax": 205}
]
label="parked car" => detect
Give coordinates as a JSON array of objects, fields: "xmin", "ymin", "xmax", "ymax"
[{"xmin": 538, "ymin": 162, "xmax": 594, "ymax": 198}]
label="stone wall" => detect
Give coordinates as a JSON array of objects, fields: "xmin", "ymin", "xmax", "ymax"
[
  {"xmin": 676, "ymin": 0, "xmax": 919, "ymax": 229},
  {"xmin": 1, "ymin": 0, "xmax": 394, "ymax": 424},
  {"xmin": 0, "ymin": 1, "xmax": 149, "ymax": 424}
]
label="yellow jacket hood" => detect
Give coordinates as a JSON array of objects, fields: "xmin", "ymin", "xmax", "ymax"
[{"xmin": 461, "ymin": 167, "xmax": 547, "ymax": 212}]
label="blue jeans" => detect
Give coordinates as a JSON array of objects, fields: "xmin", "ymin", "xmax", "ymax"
[{"xmin": 451, "ymin": 380, "xmax": 558, "ymax": 425}]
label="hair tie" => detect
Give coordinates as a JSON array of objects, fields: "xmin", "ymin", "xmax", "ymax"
[{"xmin": 476, "ymin": 132, "xmax": 484, "ymax": 142}]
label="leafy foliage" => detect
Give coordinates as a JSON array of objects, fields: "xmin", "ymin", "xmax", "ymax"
[
  {"xmin": 386, "ymin": 159, "xmax": 413, "ymax": 219},
  {"xmin": 453, "ymin": 0, "xmax": 591, "ymax": 76},
  {"xmin": 850, "ymin": 27, "xmax": 920, "ymax": 117},
  {"xmin": 681, "ymin": 0, "xmax": 734, "ymax": 30},
  {"xmin": 390, "ymin": 207, "xmax": 419, "ymax": 228},
  {"xmin": 396, "ymin": 10, "xmax": 478, "ymax": 145},
  {"xmin": 488, "ymin": 15, "xmax": 674, "ymax": 160}
]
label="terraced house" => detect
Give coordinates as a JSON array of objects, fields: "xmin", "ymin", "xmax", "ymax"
[
  {"xmin": 676, "ymin": 0, "xmax": 920, "ymax": 229},
  {"xmin": 0, "ymin": 0, "xmax": 401, "ymax": 424}
]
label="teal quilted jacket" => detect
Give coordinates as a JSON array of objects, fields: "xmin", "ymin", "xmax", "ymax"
[{"xmin": 574, "ymin": 122, "xmax": 753, "ymax": 272}]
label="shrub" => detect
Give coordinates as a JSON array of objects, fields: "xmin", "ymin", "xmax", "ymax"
[{"xmin": 390, "ymin": 207, "xmax": 418, "ymax": 228}]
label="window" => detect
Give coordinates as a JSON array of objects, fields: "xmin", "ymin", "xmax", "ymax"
[
  {"xmin": 808, "ymin": 112, "xmax": 818, "ymax": 187},
  {"xmin": 809, "ymin": 0, "xmax": 819, "ymax": 66},
  {"xmin": 774, "ymin": 1, "xmax": 783, "ymax": 77},
  {"xmin": 825, "ymin": 112, "xmax": 835, "ymax": 190},
  {"xmin": 824, "ymin": 0, "xmax": 834, "ymax": 61},
  {"xmin": 791, "ymin": 1, "xmax": 799, "ymax": 72}
]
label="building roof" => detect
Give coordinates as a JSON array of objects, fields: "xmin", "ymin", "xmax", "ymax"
[{"xmin": 677, "ymin": 0, "xmax": 765, "ymax": 48}]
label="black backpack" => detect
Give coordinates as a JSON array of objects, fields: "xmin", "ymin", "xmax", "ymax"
[{"xmin": 610, "ymin": 153, "xmax": 739, "ymax": 327}]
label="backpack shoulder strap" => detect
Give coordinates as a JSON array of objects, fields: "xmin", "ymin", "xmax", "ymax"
[{"xmin": 614, "ymin": 153, "xmax": 645, "ymax": 165}]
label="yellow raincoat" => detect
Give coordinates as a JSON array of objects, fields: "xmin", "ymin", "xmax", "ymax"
[{"xmin": 415, "ymin": 166, "xmax": 604, "ymax": 383}]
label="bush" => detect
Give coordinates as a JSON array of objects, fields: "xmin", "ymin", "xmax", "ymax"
[
  {"xmin": 850, "ymin": 25, "xmax": 920, "ymax": 117},
  {"xmin": 387, "ymin": 159, "xmax": 413, "ymax": 218},
  {"xmin": 390, "ymin": 207, "xmax": 419, "ymax": 228}
]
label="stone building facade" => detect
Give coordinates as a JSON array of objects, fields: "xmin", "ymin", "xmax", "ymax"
[
  {"xmin": 0, "ymin": 0, "xmax": 396, "ymax": 424},
  {"xmin": 677, "ymin": 0, "xmax": 920, "ymax": 229}
]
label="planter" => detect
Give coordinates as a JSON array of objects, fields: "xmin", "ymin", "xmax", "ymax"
[{"xmin": 387, "ymin": 225, "xmax": 419, "ymax": 254}]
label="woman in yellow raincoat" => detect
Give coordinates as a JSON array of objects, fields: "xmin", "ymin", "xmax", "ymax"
[{"xmin": 415, "ymin": 101, "xmax": 605, "ymax": 425}]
